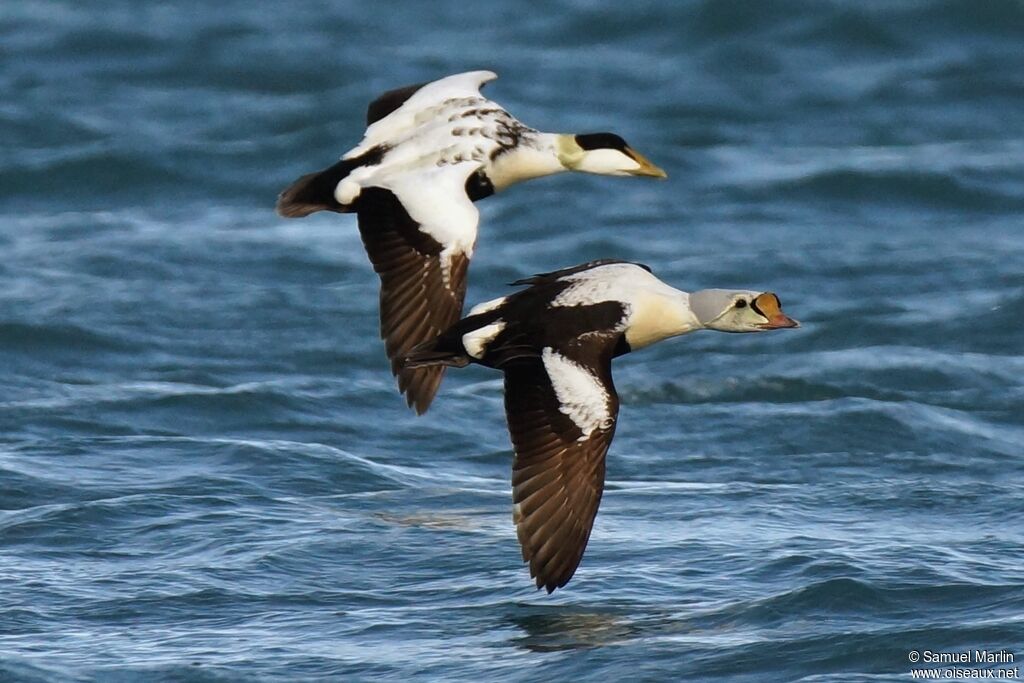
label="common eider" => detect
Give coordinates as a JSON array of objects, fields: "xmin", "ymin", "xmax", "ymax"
[
  {"xmin": 402, "ymin": 260, "xmax": 798, "ymax": 592},
  {"xmin": 276, "ymin": 71, "xmax": 667, "ymax": 414}
]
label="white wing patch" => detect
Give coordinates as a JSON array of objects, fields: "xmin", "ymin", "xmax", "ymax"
[
  {"xmin": 468, "ymin": 296, "xmax": 508, "ymax": 316},
  {"xmin": 463, "ymin": 321, "xmax": 506, "ymax": 359},
  {"xmin": 541, "ymin": 347, "xmax": 612, "ymax": 440}
]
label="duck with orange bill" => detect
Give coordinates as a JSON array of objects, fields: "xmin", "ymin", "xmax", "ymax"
[{"xmin": 402, "ymin": 259, "xmax": 799, "ymax": 592}]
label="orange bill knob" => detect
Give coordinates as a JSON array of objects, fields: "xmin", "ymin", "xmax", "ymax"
[{"xmin": 753, "ymin": 293, "xmax": 799, "ymax": 329}]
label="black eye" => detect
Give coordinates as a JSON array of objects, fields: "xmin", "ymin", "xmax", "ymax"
[{"xmin": 735, "ymin": 299, "xmax": 747, "ymax": 308}]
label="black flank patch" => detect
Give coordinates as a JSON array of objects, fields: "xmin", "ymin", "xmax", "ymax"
[
  {"xmin": 465, "ymin": 170, "xmax": 494, "ymax": 201},
  {"xmin": 479, "ymin": 299, "xmax": 627, "ymax": 369},
  {"xmin": 613, "ymin": 335, "xmax": 631, "ymax": 358}
]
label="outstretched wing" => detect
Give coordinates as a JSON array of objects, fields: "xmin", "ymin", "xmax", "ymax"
[
  {"xmin": 501, "ymin": 343, "xmax": 620, "ymax": 592},
  {"xmin": 356, "ymin": 163, "xmax": 480, "ymax": 414},
  {"xmin": 347, "ymin": 70, "xmax": 498, "ymax": 160}
]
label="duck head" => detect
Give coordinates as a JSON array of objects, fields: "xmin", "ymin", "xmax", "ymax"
[
  {"xmin": 690, "ymin": 290, "xmax": 799, "ymax": 333},
  {"xmin": 557, "ymin": 132, "xmax": 667, "ymax": 178}
]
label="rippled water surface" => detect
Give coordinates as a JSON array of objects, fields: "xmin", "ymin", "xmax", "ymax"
[{"xmin": 2, "ymin": 1, "xmax": 1023, "ymax": 681}]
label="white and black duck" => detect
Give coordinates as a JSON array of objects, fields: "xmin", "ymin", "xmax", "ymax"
[
  {"xmin": 402, "ymin": 259, "xmax": 799, "ymax": 592},
  {"xmin": 276, "ymin": 71, "xmax": 667, "ymax": 413}
]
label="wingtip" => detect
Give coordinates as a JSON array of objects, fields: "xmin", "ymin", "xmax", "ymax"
[
  {"xmin": 401, "ymin": 382, "xmax": 435, "ymax": 416},
  {"xmin": 411, "ymin": 402, "xmax": 428, "ymax": 416},
  {"xmin": 442, "ymin": 69, "xmax": 498, "ymax": 91},
  {"xmin": 467, "ymin": 69, "xmax": 498, "ymax": 82},
  {"xmin": 532, "ymin": 573, "xmax": 559, "ymax": 594},
  {"xmin": 408, "ymin": 390, "xmax": 432, "ymax": 416},
  {"xmin": 394, "ymin": 364, "xmax": 448, "ymax": 416}
]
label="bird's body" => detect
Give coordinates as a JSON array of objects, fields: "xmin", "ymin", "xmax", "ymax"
[
  {"xmin": 277, "ymin": 71, "xmax": 666, "ymax": 413},
  {"xmin": 403, "ymin": 260, "xmax": 799, "ymax": 592}
]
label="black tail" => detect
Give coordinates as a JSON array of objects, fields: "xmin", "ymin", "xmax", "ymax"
[
  {"xmin": 401, "ymin": 341, "xmax": 471, "ymax": 370},
  {"xmin": 276, "ymin": 146, "xmax": 387, "ymax": 218},
  {"xmin": 401, "ymin": 309, "xmax": 506, "ymax": 370}
]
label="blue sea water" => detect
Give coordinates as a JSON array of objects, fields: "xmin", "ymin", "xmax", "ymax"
[{"xmin": 2, "ymin": 1, "xmax": 1023, "ymax": 680}]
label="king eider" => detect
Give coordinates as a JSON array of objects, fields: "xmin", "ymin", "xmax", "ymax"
[
  {"xmin": 276, "ymin": 71, "xmax": 667, "ymax": 414},
  {"xmin": 401, "ymin": 260, "xmax": 799, "ymax": 592}
]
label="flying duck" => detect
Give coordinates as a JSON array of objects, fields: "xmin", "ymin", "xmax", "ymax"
[
  {"xmin": 401, "ymin": 260, "xmax": 798, "ymax": 592},
  {"xmin": 276, "ymin": 71, "xmax": 667, "ymax": 414}
]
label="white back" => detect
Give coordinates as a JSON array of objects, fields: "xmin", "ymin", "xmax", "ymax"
[
  {"xmin": 547, "ymin": 263, "xmax": 700, "ymax": 349},
  {"xmin": 549, "ymin": 263, "xmax": 683, "ymax": 308}
]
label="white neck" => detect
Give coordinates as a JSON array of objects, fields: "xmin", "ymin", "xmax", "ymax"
[
  {"xmin": 487, "ymin": 132, "xmax": 568, "ymax": 191},
  {"xmin": 624, "ymin": 290, "xmax": 703, "ymax": 350}
]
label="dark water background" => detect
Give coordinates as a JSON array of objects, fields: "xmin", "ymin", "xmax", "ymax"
[{"xmin": 2, "ymin": 1, "xmax": 1023, "ymax": 680}]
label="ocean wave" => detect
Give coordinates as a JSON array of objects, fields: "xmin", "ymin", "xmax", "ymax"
[
  {"xmin": 2, "ymin": 1, "xmax": 1023, "ymax": 680},
  {"xmin": 698, "ymin": 577, "xmax": 1024, "ymax": 635},
  {"xmin": 748, "ymin": 168, "xmax": 1022, "ymax": 210},
  {"xmin": 0, "ymin": 320, "xmax": 135, "ymax": 353},
  {"xmin": 707, "ymin": 140, "xmax": 1024, "ymax": 210},
  {"xmin": 0, "ymin": 660, "xmax": 80, "ymax": 683},
  {"xmin": 0, "ymin": 150, "xmax": 192, "ymax": 202}
]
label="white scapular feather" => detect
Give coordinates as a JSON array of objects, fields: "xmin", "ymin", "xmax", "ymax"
[
  {"xmin": 541, "ymin": 347, "xmax": 612, "ymax": 439},
  {"xmin": 468, "ymin": 296, "xmax": 508, "ymax": 316},
  {"xmin": 463, "ymin": 321, "xmax": 506, "ymax": 359}
]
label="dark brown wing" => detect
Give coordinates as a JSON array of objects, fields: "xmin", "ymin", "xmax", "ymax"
[
  {"xmin": 366, "ymin": 81, "xmax": 429, "ymax": 125},
  {"xmin": 356, "ymin": 187, "xmax": 470, "ymax": 414},
  {"xmin": 502, "ymin": 352, "xmax": 619, "ymax": 592}
]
